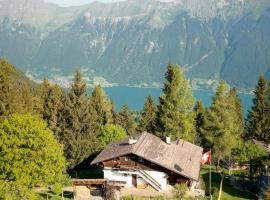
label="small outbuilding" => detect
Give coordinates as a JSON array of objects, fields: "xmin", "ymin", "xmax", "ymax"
[{"xmin": 91, "ymin": 132, "xmax": 203, "ymax": 192}]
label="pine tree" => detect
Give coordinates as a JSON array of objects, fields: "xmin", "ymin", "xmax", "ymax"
[
  {"xmin": 265, "ymin": 81, "xmax": 270, "ymax": 143},
  {"xmin": 137, "ymin": 95, "xmax": 157, "ymax": 133},
  {"xmin": 0, "ymin": 59, "xmax": 39, "ymax": 120},
  {"xmin": 40, "ymin": 79, "xmax": 63, "ymax": 137},
  {"xmin": 194, "ymin": 100, "xmax": 205, "ymax": 145},
  {"xmin": 0, "ymin": 59, "xmax": 20, "ymax": 119},
  {"xmin": 156, "ymin": 64, "xmax": 195, "ymax": 142},
  {"xmin": 246, "ymin": 75, "xmax": 267, "ymax": 141},
  {"xmin": 228, "ymin": 87, "xmax": 244, "ymax": 137},
  {"xmin": 89, "ymin": 85, "xmax": 113, "ymax": 126},
  {"xmin": 201, "ymin": 81, "xmax": 243, "ymax": 168},
  {"xmin": 115, "ymin": 104, "xmax": 136, "ymax": 136},
  {"xmin": 58, "ymin": 70, "xmax": 97, "ymax": 169}
]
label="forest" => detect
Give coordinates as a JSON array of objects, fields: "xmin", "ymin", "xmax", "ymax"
[{"xmin": 0, "ymin": 58, "xmax": 270, "ymax": 199}]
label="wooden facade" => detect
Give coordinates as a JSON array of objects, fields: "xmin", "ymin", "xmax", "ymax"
[{"xmin": 100, "ymin": 154, "xmax": 191, "ymax": 186}]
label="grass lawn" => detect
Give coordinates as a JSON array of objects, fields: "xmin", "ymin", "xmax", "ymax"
[{"xmin": 200, "ymin": 165, "xmax": 256, "ymax": 200}]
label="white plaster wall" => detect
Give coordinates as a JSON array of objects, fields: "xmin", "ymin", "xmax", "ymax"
[
  {"xmin": 103, "ymin": 168, "xmax": 168, "ymax": 190},
  {"xmin": 103, "ymin": 169, "xmax": 133, "ymax": 187},
  {"xmin": 137, "ymin": 176, "xmax": 147, "ymax": 185},
  {"xmin": 144, "ymin": 170, "xmax": 167, "ymax": 190}
]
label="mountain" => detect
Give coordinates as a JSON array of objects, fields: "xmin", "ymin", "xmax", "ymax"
[{"xmin": 0, "ymin": 0, "xmax": 270, "ymax": 90}]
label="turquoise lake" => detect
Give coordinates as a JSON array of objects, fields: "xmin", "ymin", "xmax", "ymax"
[{"xmin": 88, "ymin": 87, "xmax": 253, "ymax": 117}]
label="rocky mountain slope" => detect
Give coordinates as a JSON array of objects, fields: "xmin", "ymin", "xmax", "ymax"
[{"xmin": 0, "ymin": 0, "xmax": 270, "ymax": 89}]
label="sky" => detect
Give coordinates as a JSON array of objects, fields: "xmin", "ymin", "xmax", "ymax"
[{"xmin": 44, "ymin": 0, "xmax": 172, "ymax": 7}]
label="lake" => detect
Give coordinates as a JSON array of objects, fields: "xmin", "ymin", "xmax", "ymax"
[{"xmin": 88, "ymin": 87, "xmax": 253, "ymax": 117}]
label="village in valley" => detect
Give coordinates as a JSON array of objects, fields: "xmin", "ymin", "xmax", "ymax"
[{"xmin": 1, "ymin": 59, "xmax": 270, "ymax": 200}]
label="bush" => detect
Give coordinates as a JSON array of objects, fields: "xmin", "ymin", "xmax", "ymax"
[
  {"xmin": 172, "ymin": 183, "xmax": 188, "ymax": 199},
  {"xmin": 51, "ymin": 183, "xmax": 63, "ymax": 195}
]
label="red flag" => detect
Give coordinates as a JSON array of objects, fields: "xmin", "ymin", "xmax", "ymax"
[{"xmin": 201, "ymin": 150, "xmax": 211, "ymax": 164}]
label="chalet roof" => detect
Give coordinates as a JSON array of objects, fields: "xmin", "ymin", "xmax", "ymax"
[
  {"xmin": 252, "ymin": 139, "xmax": 270, "ymax": 154},
  {"xmin": 91, "ymin": 132, "xmax": 203, "ymax": 181}
]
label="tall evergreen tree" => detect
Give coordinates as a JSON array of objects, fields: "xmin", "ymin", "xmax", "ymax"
[
  {"xmin": 0, "ymin": 60, "xmax": 21, "ymax": 119},
  {"xmin": 0, "ymin": 59, "xmax": 39, "ymax": 120},
  {"xmin": 137, "ymin": 95, "xmax": 157, "ymax": 133},
  {"xmin": 40, "ymin": 79, "xmax": 63, "ymax": 137},
  {"xmin": 201, "ymin": 81, "xmax": 243, "ymax": 167},
  {"xmin": 265, "ymin": 81, "xmax": 270, "ymax": 143},
  {"xmin": 229, "ymin": 87, "xmax": 244, "ymax": 137},
  {"xmin": 89, "ymin": 85, "xmax": 113, "ymax": 126},
  {"xmin": 58, "ymin": 70, "xmax": 97, "ymax": 169},
  {"xmin": 246, "ymin": 75, "xmax": 268, "ymax": 141},
  {"xmin": 156, "ymin": 64, "xmax": 195, "ymax": 142},
  {"xmin": 115, "ymin": 104, "xmax": 136, "ymax": 136},
  {"xmin": 194, "ymin": 100, "xmax": 205, "ymax": 145}
]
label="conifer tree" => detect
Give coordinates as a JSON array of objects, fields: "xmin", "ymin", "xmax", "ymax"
[
  {"xmin": 156, "ymin": 64, "xmax": 195, "ymax": 142},
  {"xmin": 265, "ymin": 81, "xmax": 270, "ymax": 143},
  {"xmin": 229, "ymin": 87, "xmax": 244, "ymax": 136},
  {"xmin": 201, "ymin": 81, "xmax": 243, "ymax": 168},
  {"xmin": 246, "ymin": 75, "xmax": 268, "ymax": 141},
  {"xmin": 137, "ymin": 95, "xmax": 157, "ymax": 133},
  {"xmin": 0, "ymin": 59, "xmax": 39, "ymax": 120},
  {"xmin": 89, "ymin": 85, "xmax": 113, "ymax": 126},
  {"xmin": 40, "ymin": 79, "xmax": 63, "ymax": 137},
  {"xmin": 194, "ymin": 100, "xmax": 205, "ymax": 145},
  {"xmin": 58, "ymin": 70, "xmax": 97, "ymax": 169},
  {"xmin": 115, "ymin": 104, "xmax": 136, "ymax": 136},
  {"xmin": 0, "ymin": 59, "xmax": 20, "ymax": 119}
]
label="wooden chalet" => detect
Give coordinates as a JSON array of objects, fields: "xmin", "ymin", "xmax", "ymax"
[{"xmin": 91, "ymin": 132, "xmax": 203, "ymax": 191}]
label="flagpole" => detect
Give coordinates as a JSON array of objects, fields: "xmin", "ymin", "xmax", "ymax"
[{"xmin": 210, "ymin": 148, "xmax": 212, "ymax": 200}]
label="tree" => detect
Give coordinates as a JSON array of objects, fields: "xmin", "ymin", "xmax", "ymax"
[
  {"xmin": 0, "ymin": 59, "xmax": 41, "ymax": 121},
  {"xmin": 89, "ymin": 85, "xmax": 113, "ymax": 126},
  {"xmin": 246, "ymin": 75, "xmax": 268, "ymax": 141},
  {"xmin": 115, "ymin": 104, "xmax": 136, "ymax": 136},
  {"xmin": 194, "ymin": 100, "xmax": 205, "ymax": 146},
  {"xmin": 228, "ymin": 87, "xmax": 244, "ymax": 137},
  {"xmin": 98, "ymin": 124, "xmax": 127, "ymax": 149},
  {"xmin": 58, "ymin": 70, "xmax": 98, "ymax": 168},
  {"xmin": 40, "ymin": 78, "xmax": 63, "ymax": 137},
  {"xmin": 201, "ymin": 81, "xmax": 243, "ymax": 169},
  {"xmin": 156, "ymin": 64, "xmax": 195, "ymax": 142},
  {"xmin": 0, "ymin": 114, "xmax": 67, "ymax": 199},
  {"xmin": 137, "ymin": 95, "xmax": 157, "ymax": 133},
  {"xmin": 232, "ymin": 142, "xmax": 267, "ymax": 163},
  {"xmin": 264, "ymin": 80, "xmax": 270, "ymax": 143}
]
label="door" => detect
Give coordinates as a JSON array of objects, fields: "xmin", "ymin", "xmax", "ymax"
[{"xmin": 132, "ymin": 174, "xmax": 137, "ymax": 187}]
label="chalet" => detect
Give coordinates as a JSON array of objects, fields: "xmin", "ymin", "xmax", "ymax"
[{"xmin": 91, "ymin": 132, "xmax": 203, "ymax": 192}]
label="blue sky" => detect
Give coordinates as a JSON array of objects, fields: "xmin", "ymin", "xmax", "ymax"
[{"xmin": 44, "ymin": 0, "xmax": 172, "ymax": 7}]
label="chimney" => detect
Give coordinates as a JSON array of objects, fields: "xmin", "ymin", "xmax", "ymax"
[
  {"xmin": 128, "ymin": 137, "xmax": 137, "ymax": 145},
  {"xmin": 165, "ymin": 136, "xmax": 171, "ymax": 144}
]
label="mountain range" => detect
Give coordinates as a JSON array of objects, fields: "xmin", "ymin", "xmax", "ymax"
[{"xmin": 0, "ymin": 0, "xmax": 270, "ymax": 90}]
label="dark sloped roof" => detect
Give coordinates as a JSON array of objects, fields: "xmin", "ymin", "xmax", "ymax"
[
  {"xmin": 91, "ymin": 132, "xmax": 203, "ymax": 181},
  {"xmin": 252, "ymin": 139, "xmax": 270, "ymax": 154}
]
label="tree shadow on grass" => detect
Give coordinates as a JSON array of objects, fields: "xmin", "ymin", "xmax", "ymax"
[
  {"xmin": 201, "ymin": 168, "xmax": 256, "ymax": 200},
  {"xmin": 201, "ymin": 169, "xmax": 220, "ymax": 198},
  {"xmin": 222, "ymin": 176, "xmax": 256, "ymax": 200}
]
